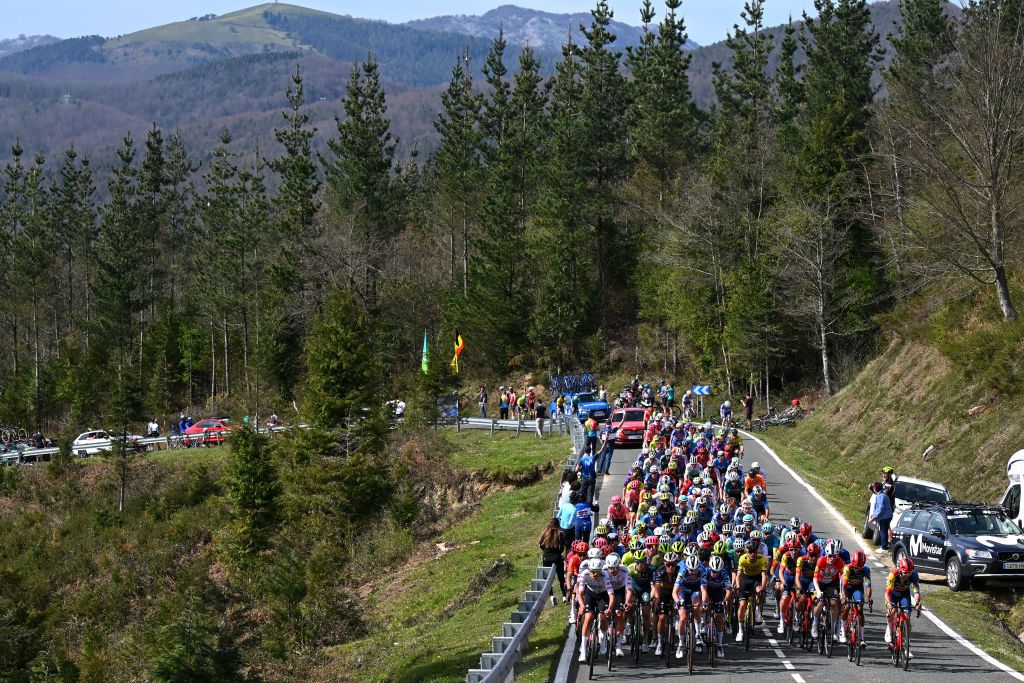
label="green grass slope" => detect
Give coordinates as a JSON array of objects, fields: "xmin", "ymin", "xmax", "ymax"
[{"xmin": 107, "ymin": 4, "xmax": 318, "ymax": 49}]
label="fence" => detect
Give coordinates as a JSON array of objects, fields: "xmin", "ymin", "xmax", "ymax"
[
  {"xmin": 0, "ymin": 425, "xmax": 294, "ymax": 467},
  {"xmin": 464, "ymin": 414, "xmax": 579, "ymax": 683}
]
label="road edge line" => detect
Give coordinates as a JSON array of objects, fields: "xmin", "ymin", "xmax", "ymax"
[{"xmin": 741, "ymin": 428, "xmax": 1024, "ymax": 681}]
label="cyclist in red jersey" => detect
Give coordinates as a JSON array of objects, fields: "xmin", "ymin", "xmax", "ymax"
[{"xmin": 811, "ymin": 540, "xmax": 846, "ymax": 638}]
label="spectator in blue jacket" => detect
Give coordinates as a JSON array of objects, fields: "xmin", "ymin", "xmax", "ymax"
[
  {"xmin": 576, "ymin": 447, "xmax": 597, "ymax": 504},
  {"xmin": 870, "ymin": 481, "xmax": 894, "ymax": 550},
  {"xmin": 557, "ymin": 495, "xmax": 578, "ymax": 552}
]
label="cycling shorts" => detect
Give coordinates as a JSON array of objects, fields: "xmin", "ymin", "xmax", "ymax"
[
  {"xmin": 889, "ymin": 590, "xmax": 911, "ymax": 610},
  {"xmin": 677, "ymin": 589, "xmax": 701, "ymax": 606},
  {"xmin": 843, "ymin": 584, "xmax": 864, "ymax": 603},
  {"xmin": 704, "ymin": 587, "xmax": 726, "ymax": 604},
  {"xmin": 738, "ymin": 574, "xmax": 761, "ymax": 598},
  {"xmin": 797, "ymin": 576, "xmax": 814, "ymax": 595},
  {"xmin": 585, "ymin": 590, "xmax": 610, "ymax": 613},
  {"xmin": 818, "ymin": 580, "xmax": 839, "ymax": 601},
  {"xmin": 656, "ymin": 592, "xmax": 675, "ymax": 615},
  {"xmin": 780, "ymin": 570, "xmax": 797, "ymax": 595},
  {"xmin": 613, "ymin": 586, "xmax": 627, "ymax": 608}
]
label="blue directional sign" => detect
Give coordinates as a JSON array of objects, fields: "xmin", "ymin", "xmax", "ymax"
[{"xmin": 692, "ymin": 385, "xmax": 711, "ymax": 396}]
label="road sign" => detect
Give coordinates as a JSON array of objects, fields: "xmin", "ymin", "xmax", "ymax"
[{"xmin": 692, "ymin": 385, "xmax": 711, "ymax": 395}]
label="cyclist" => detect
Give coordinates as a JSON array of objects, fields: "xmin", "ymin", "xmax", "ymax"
[
  {"xmin": 566, "ymin": 541, "xmax": 589, "ymax": 623},
  {"xmin": 607, "ymin": 495, "xmax": 629, "ymax": 535},
  {"xmin": 839, "ymin": 550, "xmax": 872, "ymax": 646},
  {"xmin": 577, "ymin": 558, "xmax": 615, "ymax": 663},
  {"xmin": 652, "ymin": 551, "xmax": 680, "ymax": 656},
  {"xmin": 885, "ymin": 557, "xmax": 921, "ymax": 657},
  {"xmin": 728, "ymin": 428, "xmax": 744, "ymax": 456},
  {"xmin": 734, "ymin": 537, "xmax": 768, "ymax": 642},
  {"xmin": 749, "ymin": 486, "xmax": 770, "ymax": 522},
  {"xmin": 773, "ymin": 539, "xmax": 800, "ymax": 634},
  {"xmin": 605, "ymin": 554, "xmax": 629, "ymax": 656},
  {"xmin": 673, "ymin": 554, "xmax": 706, "ymax": 657},
  {"xmin": 719, "ymin": 401, "xmax": 733, "ymax": 428},
  {"xmin": 811, "ymin": 540, "xmax": 845, "ymax": 640},
  {"xmin": 703, "ymin": 554, "xmax": 731, "ymax": 658},
  {"xmin": 744, "ymin": 462, "xmax": 767, "ymax": 494},
  {"xmin": 625, "ymin": 559, "xmax": 654, "ymax": 653},
  {"xmin": 794, "ymin": 542, "xmax": 820, "ymax": 633}
]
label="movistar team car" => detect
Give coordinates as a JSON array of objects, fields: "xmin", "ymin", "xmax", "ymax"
[
  {"xmin": 891, "ymin": 501, "xmax": 1024, "ymax": 591},
  {"xmin": 550, "ymin": 391, "xmax": 610, "ymax": 422}
]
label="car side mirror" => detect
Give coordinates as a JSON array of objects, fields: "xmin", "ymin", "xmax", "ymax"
[{"xmin": 929, "ymin": 527, "xmax": 945, "ymax": 538}]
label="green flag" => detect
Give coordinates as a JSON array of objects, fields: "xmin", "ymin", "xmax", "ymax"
[{"xmin": 421, "ymin": 331, "xmax": 430, "ymax": 374}]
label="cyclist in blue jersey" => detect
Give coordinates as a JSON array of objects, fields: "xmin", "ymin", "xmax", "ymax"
[
  {"xmin": 702, "ymin": 554, "xmax": 731, "ymax": 659},
  {"xmin": 673, "ymin": 555, "xmax": 707, "ymax": 657}
]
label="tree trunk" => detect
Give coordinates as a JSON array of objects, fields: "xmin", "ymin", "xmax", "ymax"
[
  {"xmin": 818, "ymin": 301, "xmax": 833, "ymax": 396},
  {"xmin": 223, "ymin": 314, "xmax": 231, "ymax": 398},
  {"xmin": 994, "ymin": 265, "xmax": 1018, "ymax": 321},
  {"xmin": 210, "ymin": 318, "xmax": 216, "ymax": 400},
  {"xmin": 242, "ymin": 304, "xmax": 251, "ymax": 397},
  {"xmin": 32, "ymin": 299, "xmax": 40, "ymax": 429},
  {"xmin": 118, "ymin": 455, "xmax": 127, "ymax": 513}
]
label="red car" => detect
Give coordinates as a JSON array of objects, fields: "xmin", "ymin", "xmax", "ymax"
[
  {"xmin": 183, "ymin": 418, "xmax": 236, "ymax": 446},
  {"xmin": 609, "ymin": 408, "xmax": 647, "ymax": 446}
]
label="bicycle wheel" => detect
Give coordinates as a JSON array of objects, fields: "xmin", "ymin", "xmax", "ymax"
[
  {"xmin": 665, "ymin": 614, "xmax": 674, "ymax": 668},
  {"xmin": 631, "ymin": 609, "xmax": 641, "ymax": 665},
  {"xmin": 901, "ymin": 619, "xmax": 911, "ymax": 671},
  {"xmin": 824, "ymin": 610, "xmax": 834, "ymax": 658},
  {"xmin": 607, "ymin": 622, "xmax": 614, "ymax": 671},
  {"xmin": 588, "ymin": 626, "xmax": 598, "ymax": 680},
  {"xmin": 854, "ymin": 616, "xmax": 862, "ymax": 666},
  {"xmin": 847, "ymin": 614, "xmax": 855, "ymax": 662},
  {"xmin": 708, "ymin": 611, "xmax": 717, "ymax": 668},
  {"xmin": 891, "ymin": 620, "xmax": 901, "ymax": 667},
  {"xmin": 686, "ymin": 615, "xmax": 694, "ymax": 674},
  {"xmin": 743, "ymin": 602, "xmax": 753, "ymax": 651}
]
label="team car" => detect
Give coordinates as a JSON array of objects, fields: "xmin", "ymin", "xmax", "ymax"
[
  {"xmin": 862, "ymin": 475, "xmax": 949, "ymax": 545},
  {"xmin": 608, "ymin": 408, "xmax": 646, "ymax": 446},
  {"xmin": 550, "ymin": 390, "xmax": 610, "ymax": 423},
  {"xmin": 891, "ymin": 501, "xmax": 1024, "ymax": 591}
]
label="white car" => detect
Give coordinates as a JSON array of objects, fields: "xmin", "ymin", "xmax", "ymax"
[
  {"xmin": 862, "ymin": 475, "xmax": 950, "ymax": 545},
  {"xmin": 72, "ymin": 430, "xmax": 113, "ymax": 456}
]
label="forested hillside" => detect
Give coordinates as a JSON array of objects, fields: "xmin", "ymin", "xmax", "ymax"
[{"xmin": 0, "ymin": 0, "xmax": 1021, "ymax": 441}]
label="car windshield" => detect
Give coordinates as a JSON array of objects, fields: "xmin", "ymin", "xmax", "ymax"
[
  {"xmin": 948, "ymin": 512, "xmax": 1020, "ymax": 536},
  {"xmin": 622, "ymin": 410, "xmax": 645, "ymax": 422},
  {"xmin": 577, "ymin": 392, "xmax": 596, "ymax": 402},
  {"xmin": 196, "ymin": 420, "xmax": 217, "ymax": 428},
  {"xmin": 895, "ymin": 481, "xmax": 949, "ymax": 504}
]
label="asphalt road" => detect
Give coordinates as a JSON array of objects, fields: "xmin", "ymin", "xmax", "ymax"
[{"xmin": 560, "ymin": 434, "xmax": 1016, "ymax": 682}]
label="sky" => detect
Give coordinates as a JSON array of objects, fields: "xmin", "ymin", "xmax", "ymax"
[{"xmin": 6, "ymin": 0, "xmax": 820, "ymax": 46}]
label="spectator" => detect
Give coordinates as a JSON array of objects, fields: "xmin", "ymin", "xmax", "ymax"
[
  {"xmin": 535, "ymin": 401, "xmax": 547, "ymax": 438},
  {"xmin": 478, "ymin": 386, "xmax": 488, "ymax": 418},
  {"xmin": 743, "ymin": 394, "xmax": 754, "ymax": 429},
  {"xmin": 583, "ymin": 415, "xmax": 599, "ymax": 454},
  {"xmin": 597, "ymin": 384, "xmax": 607, "ymax": 401},
  {"xmin": 178, "ymin": 414, "xmax": 187, "ymax": 435},
  {"xmin": 146, "ymin": 419, "xmax": 159, "ymax": 437},
  {"xmin": 596, "ymin": 422, "xmax": 615, "ymax": 475},
  {"xmin": 882, "ymin": 466, "xmax": 897, "ymax": 507},
  {"xmin": 558, "ymin": 471, "xmax": 577, "ymax": 506},
  {"xmin": 557, "ymin": 494, "xmax": 578, "ymax": 552},
  {"xmin": 665, "ymin": 383, "xmax": 676, "ymax": 418},
  {"xmin": 539, "ymin": 518, "xmax": 569, "ymax": 604},
  {"xmin": 556, "ymin": 394, "xmax": 566, "ymax": 416},
  {"xmin": 576, "ymin": 446, "xmax": 597, "ymax": 504},
  {"xmin": 871, "ymin": 481, "xmax": 894, "ymax": 550},
  {"xmin": 571, "ymin": 393, "xmax": 581, "ymax": 416},
  {"xmin": 499, "ymin": 387, "xmax": 509, "ymax": 420}
]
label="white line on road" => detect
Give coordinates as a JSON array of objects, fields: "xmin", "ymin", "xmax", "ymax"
[
  {"xmin": 741, "ymin": 428, "xmax": 1024, "ymax": 680},
  {"xmin": 783, "ymin": 660, "xmax": 795, "ymax": 670}
]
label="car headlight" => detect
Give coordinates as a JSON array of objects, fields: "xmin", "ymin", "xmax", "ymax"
[
  {"xmin": 617, "ymin": 430, "xmax": 625, "ymax": 438},
  {"xmin": 965, "ymin": 549, "xmax": 993, "ymax": 560}
]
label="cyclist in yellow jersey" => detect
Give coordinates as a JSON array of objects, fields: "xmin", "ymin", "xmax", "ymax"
[{"xmin": 732, "ymin": 539, "xmax": 768, "ymax": 642}]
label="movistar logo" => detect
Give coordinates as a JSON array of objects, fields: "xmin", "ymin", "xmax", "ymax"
[{"xmin": 909, "ymin": 534, "xmax": 943, "ymax": 556}]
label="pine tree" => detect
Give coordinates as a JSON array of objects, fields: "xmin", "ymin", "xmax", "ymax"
[
  {"xmin": 51, "ymin": 146, "xmax": 96, "ymax": 342},
  {"xmin": 265, "ymin": 65, "xmax": 321, "ymax": 400},
  {"xmin": 226, "ymin": 427, "xmax": 281, "ymax": 556},
  {"xmin": 888, "ymin": 0, "xmax": 953, "ymax": 92},
  {"xmin": 0, "ymin": 143, "xmax": 26, "ymax": 381},
  {"xmin": 773, "ymin": 19, "xmax": 805, "ymax": 148},
  {"xmin": 323, "ymin": 56, "xmax": 397, "ymax": 309},
  {"xmin": 433, "ymin": 50, "xmax": 483, "ymax": 295},
  {"xmin": 714, "ymin": 0, "xmax": 772, "ymax": 133}
]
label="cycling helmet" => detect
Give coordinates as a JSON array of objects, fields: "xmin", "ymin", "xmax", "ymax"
[
  {"xmin": 708, "ymin": 554, "xmax": 726, "ymax": 572},
  {"xmin": 588, "ymin": 559, "xmax": 604, "ymax": 572},
  {"xmin": 605, "ymin": 554, "xmax": 621, "ymax": 569},
  {"xmin": 658, "ymin": 542, "xmax": 670, "ymax": 554},
  {"xmin": 799, "ymin": 522, "xmax": 812, "ymax": 536},
  {"xmin": 718, "ymin": 503, "xmax": 730, "ymax": 515},
  {"xmin": 664, "ymin": 551, "xmax": 680, "ymax": 564},
  {"xmin": 573, "ymin": 540, "xmax": 589, "ymax": 554},
  {"xmin": 724, "ymin": 401, "xmax": 731, "ymax": 408},
  {"xmin": 823, "ymin": 540, "xmax": 836, "ymax": 557},
  {"xmin": 742, "ymin": 514, "xmax": 755, "ymax": 525},
  {"xmin": 789, "ymin": 515, "xmax": 801, "ymax": 529},
  {"xmin": 713, "ymin": 540, "xmax": 728, "ymax": 555},
  {"xmin": 733, "ymin": 538, "xmax": 747, "ymax": 553},
  {"xmin": 670, "ymin": 515, "xmax": 682, "ymax": 526},
  {"xmin": 727, "ymin": 471, "xmax": 739, "ymax": 482},
  {"xmin": 668, "ymin": 460, "xmax": 678, "ymax": 469},
  {"xmin": 682, "ymin": 545, "xmax": 698, "ymax": 559},
  {"xmin": 686, "ymin": 510, "xmax": 698, "ymax": 521},
  {"xmin": 851, "ymin": 551, "xmax": 866, "ymax": 568},
  {"xmin": 668, "ymin": 541, "xmax": 683, "ymax": 555},
  {"xmin": 807, "ymin": 542, "xmax": 821, "ymax": 556},
  {"xmin": 594, "ymin": 537, "xmax": 609, "ymax": 549},
  {"xmin": 607, "ymin": 531, "xmax": 618, "ymax": 542},
  {"xmin": 701, "ymin": 487, "xmax": 712, "ymax": 497},
  {"xmin": 648, "ymin": 505, "xmax": 658, "ymax": 515},
  {"xmin": 628, "ymin": 562, "xmax": 645, "ymax": 577},
  {"xmin": 898, "ymin": 557, "xmax": 915, "ymax": 574},
  {"xmin": 659, "ymin": 492, "xmax": 670, "ymax": 502},
  {"xmin": 721, "ymin": 523, "xmax": 734, "ymax": 535},
  {"xmin": 833, "ymin": 538, "xmax": 843, "ymax": 554},
  {"xmin": 644, "ymin": 536, "xmax": 658, "ymax": 548},
  {"xmin": 697, "ymin": 496, "xmax": 708, "ymax": 507},
  {"xmin": 752, "ymin": 485, "xmax": 763, "ymax": 496},
  {"xmin": 629, "ymin": 538, "xmax": 643, "ymax": 552},
  {"xmin": 595, "ymin": 525, "xmax": 608, "ymax": 536},
  {"xmin": 611, "ymin": 495, "xmax": 622, "ymax": 505},
  {"xmin": 741, "ymin": 499, "xmax": 753, "ymax": 509},
  {"xmin": 685, "ymin": 555, "xmax": 701, "ymax": 571},
  {"xmin": 750, "ymin": 461, "xmax": 760, "ymax": 470},
  {"xmin": 649, "ymin": 465, "xmax": 658, "ymax": 473},
  {"xmin": 761, "ymin": 522, "xmax": 774, "ymax": 535},
  {"xmin": 749, "ymin": 530, "xmax": 762, "ymax": 542},
  {"xmin": 703, "ymin": 522, "xmax": 716, "ymax": 533},
  {"xmin": 697, "ymin": 531, "xmax": 710, "ymax": 544},
  {"xmin": 587, "ymin": 548, "xmax": 602, "ymax": 559},
  {"xmin": 653, "ymin": 526, "xmax": 664, "ymax": 537},
  {"xmin": 628, "ymin": 480, "xmax": 641, "ymax": 491},
  {"xmin": 650, "ymin": 555, "xmax": 663, "ymax": 568},
  {"xmin": 783, "ymin": 530, "xmax": 796, "ymax": 545}
]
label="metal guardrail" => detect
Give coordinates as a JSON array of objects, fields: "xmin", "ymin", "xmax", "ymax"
[
  {"xmin": 466, "ymin": 561, "xmax": 556, "ymax": 682},
  {"xmin": 0, "ymin": 425, "xmax": 296, "ymax": 466}
]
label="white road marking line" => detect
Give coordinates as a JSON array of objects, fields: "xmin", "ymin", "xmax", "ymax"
[
  {"xmin": 773, "ymin": 648, "xmax": 786, "ymax": 659},
  {"xmin": 768, "ymin": 637, "xmax": 780, "ymax": 647},
  {"xmin": 740, "ymin": 428, "xmax": 1024, "ymax": 681},
  {"xmin": 783, "ymin": 660, "xmax": 795, "ymax": 670}
]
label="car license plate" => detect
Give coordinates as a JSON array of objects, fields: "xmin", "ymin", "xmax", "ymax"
[{"xmin": 1003, "ymin": 562, "xmax": 1024, "ymax": 570}]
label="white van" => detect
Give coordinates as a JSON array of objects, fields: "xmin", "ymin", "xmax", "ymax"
[{"xmin": 1000, "ymin": 450, "xmax": 1024, "ymax": 530}]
